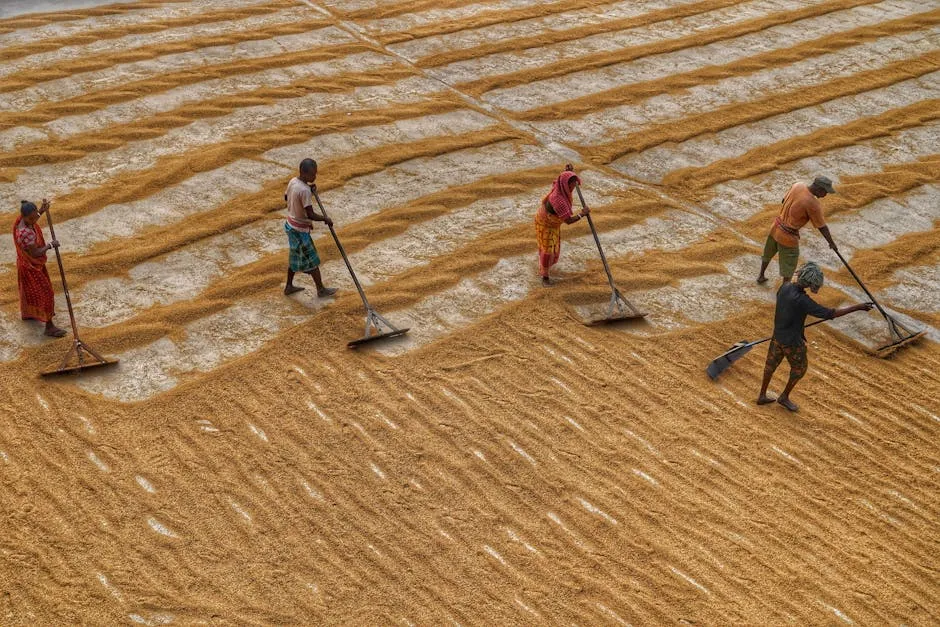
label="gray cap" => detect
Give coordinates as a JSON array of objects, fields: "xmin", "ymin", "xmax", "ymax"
[{"xmin": 812, "ymin": 175, "xmax": 836, "ymax": 194}]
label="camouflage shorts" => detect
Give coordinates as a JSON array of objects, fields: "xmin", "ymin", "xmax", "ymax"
[{"xmin": 764, "ymin": 338, "xmax": 807, "ymax": 382}]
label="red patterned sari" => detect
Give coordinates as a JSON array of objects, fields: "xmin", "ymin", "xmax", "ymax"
[{"xmin": 13, "ymin": 216, "xmax": 55, "ymax": 323}]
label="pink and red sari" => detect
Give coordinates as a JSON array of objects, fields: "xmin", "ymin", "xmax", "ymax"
[{"xmin": 534, "ymin": 171, "xmax": 580, "ymax": 277}]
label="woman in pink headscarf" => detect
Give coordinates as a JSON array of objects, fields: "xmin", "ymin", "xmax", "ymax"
[{"xmin": 534, "ymin": 163, "xmax": 590, "ymax": 286}]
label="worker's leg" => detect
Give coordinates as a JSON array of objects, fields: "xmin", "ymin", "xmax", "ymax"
[
  {"xmin": 757, "ymin": 234, "xmax": 778, "ymax": 284},
  {"xmin": 757, "ymin": 339, "xmax": 784, "ymax": 404},
  {"xmin": 307, "ymin": 267, "xmax": 337, "ymax": 297},
  {"xmin": 44, "ymin": 319, "xmax": 66, "ymax": 337},
  {"xmin": 285, "ymin": 269, "xmax": 304, "ymax": 295},
  {"xmin": 777, "ymin": 243, "xmax": 800, "ymax": 284},
  {"xmin": 777, "ymin": 345, "xmax": 808, "ymax": 411}
]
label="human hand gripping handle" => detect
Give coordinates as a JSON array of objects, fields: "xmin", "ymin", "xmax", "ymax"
[
  {"xmin": 307, "ymin": 183, "xmax": 332, "ymax": 227},
  {"xmin": 40, "ymin": 199, "xmax": 60, "ymax": 252},
  {"xmin": 819, "ymin": 225, "xmax": 838, "ymax": 252}
]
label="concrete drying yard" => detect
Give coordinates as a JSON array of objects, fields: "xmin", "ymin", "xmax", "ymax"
[{"xmin": 0, "ymin": 0, "xmax": 937, "ymax": 623}]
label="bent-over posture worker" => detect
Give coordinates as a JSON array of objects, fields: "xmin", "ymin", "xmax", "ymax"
[
  {"xmin": 284, "ymin": 158, "xmax": 337, "ymax": 297},
  {"xmin": 13, "ymin": 199, "xmax": 66, "ymax": 337},
  {"xmin": 757, "ymin": 262, "xmax": 872, "ymax": 412},
  {"xmin": 757, "ymin": 175, "xmax": 838, "ymax": 284},
  {"xmin": 535, "ymin": 163, "xmax": 590, "ymax": 286}
]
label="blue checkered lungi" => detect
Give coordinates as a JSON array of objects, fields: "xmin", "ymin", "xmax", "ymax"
[{"xmin": 285, "ymin": 222, "xmax": 321, "ymax": 272}]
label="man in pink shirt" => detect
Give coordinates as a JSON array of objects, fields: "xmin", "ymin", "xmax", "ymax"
[
  {"xmin": 757, "ymin": 175, "xmax": 839, "ymax": 284},
  {"xmin": 284, "ymin": 158, "xmax": 337, "ymax": 297}
]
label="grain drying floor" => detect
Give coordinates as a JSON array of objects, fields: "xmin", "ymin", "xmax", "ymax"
[{"xmin": 0, "ymin": 0, "xmax": 938, "ymax": 623}]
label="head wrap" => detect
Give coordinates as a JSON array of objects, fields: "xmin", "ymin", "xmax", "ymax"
[
  {"xmin": 797, "ymin": 261, "xmax": 824, "ymax": 290},
  {"xmin": 546, "ymin": 171, "xmax": 581, "ymax": 220},
  {"xmin": 20, "ymin": 200, "xmax": 37, "ymax": 217}
]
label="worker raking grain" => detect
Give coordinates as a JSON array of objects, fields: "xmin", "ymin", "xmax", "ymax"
[{"xmin": 756, "ymin": 262, "xmax": 873, "ymax": 411}]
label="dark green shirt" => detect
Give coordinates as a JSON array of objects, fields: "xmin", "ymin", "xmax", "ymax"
[{"xmin": 773, "ymin": 282, "xmax": 835, "ymax": 347}]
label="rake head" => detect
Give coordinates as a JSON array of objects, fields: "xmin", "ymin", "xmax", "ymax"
[
  {"xmin": 41, "ymin": 339, "xmax": 119, "ymax": 377},
  {"xmin": 347, "ymin": 308, "xmax": 409, "ymax": 349},
  {"xmin": 872, "ymin": 315, "xmax": 926, "ymax": 358},
  {"xmin": 583, "ymin": 289, "xmax": 647, "ymax": 325},
  {"xmin": 706, "ymin": 341, "xmax": 753, "ymax": 380},
  {"xmin": 42, "ymin": 358, "xmax": 119, "ymax": 377}
]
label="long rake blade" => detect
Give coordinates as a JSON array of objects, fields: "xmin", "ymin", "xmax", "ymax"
[
  {"xmin": 834, "ymin": 249, "xmax": 926, "ymax": 358},
  {"xmin": 586, "ymin": 289, "xmax": 646, "ymax": 325},
  {"xmin": 347, "ymin": 309, "xmax": 409, "ymax": 348},
  {"xmin": 706, "ymin": 342, "xmax": 754, "ymax": 380},
  {"xmin": 875, "ymin": 315, "xmax": 926, "ymax": 357},
  {"xmin": 41, "ymin": 340, "xmax": 118, "ymax": 377}
]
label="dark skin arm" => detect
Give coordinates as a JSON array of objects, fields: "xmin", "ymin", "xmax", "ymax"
[
  {"xmin": 22, "ymin": 199, "xmax": 58, "ymax": 258},
  {"xmin": 24, "ymin": 240, "xmax": 58, "ymax": 258},
  {"xmin": 802, "ymin": 302, "xmax": 872, "ymax": 342},
  {"xmin": 561, "ymin": 163, "xmax": 589, "ymax": 224},
  {"xmin": 303, "ymin": 183, "xmax": 332, "ymax": 227},
  {"xmin": 805, "ymin": 183, "xmax": 838, "ymax": 252},
  {"xmin": 303, "ymin": 204, "xmax": 332, "ymax": 227},
  {"xmin": 818, "ymin": 225, "xmax": 837, "ymax": 252},
  {"xmin": 832, "ymin": 302, "xmax": 873, "ymax": 317}
]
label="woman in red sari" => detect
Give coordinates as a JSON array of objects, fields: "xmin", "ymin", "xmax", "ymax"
[
  {"xmin": 14, "ymin": 199, "xmax": 65, "ymax": 337},
  {"xmin": 534, "ymin": 163, "xmax": 590, "ymax": 286}
]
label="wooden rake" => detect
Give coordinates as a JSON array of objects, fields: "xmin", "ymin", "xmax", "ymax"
[
  {"xmin": 834, "ymin": 249, "xmax": 925, "ymax": 357},
  {"xmin": 573, "ymin": 184, "xmax": 646, "ymax": 325},
  {"xmin": 41, "ymin": 207, "xmax": 118, "ymax": 376},
  {"xmin": 312, "ymin": 190, "xmax": 409, "ymax": 348}
]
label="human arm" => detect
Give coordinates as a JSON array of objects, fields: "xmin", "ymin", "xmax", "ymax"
[
  {"xmin": 807, "ymin": 199, "xmax": 837, "ymax": 251},
  {"xmin": 545, "ymin": 198, "xmax": 588, "ymax": 225},
  {"xmin": 24, "ymin": 239, "xmax": 58, "ymax": 258},
  {"xmin": 563, "ymin": 206, "xmax": 589, "ymax": 225},
  {"xmin": 303, "ymin": 204, "xmax": 333, "ymax": 227},
  {"xmin": 27, "ymin": 199, "xmax": 57, "ymax": 254},
  {"xmin": 298, "ymin": 184, "xmax": 332, "ymax": 227},
  {"xmin": 831, "ymin": 302, "xmax": 874, "ymax": 318},
  {"xmin": 560, "ymin": 163, "xmax": 589, "ymax": 224},
  {"xmin": 803, "ymin": 296, "xmax": 872, "ymax": 321},
  {"xmin": 817, "ymin": 225, "xmax": 837, "ymax": 251},
  {"xmin": 799, "ymin": 296, "xmax": 872, "ymax": 341},
  {"xmin": 15, "ymin": 223, "xmax": 57, "ymax": 258}
]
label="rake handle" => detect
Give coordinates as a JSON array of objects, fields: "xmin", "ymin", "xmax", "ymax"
[
  {"xmin": 311, "ymin": 188, "xmax": 371, "ymax": 310},
  {"xmin": 832, "ymin": 248, "xmax": 889, "ymax": 321},
  {"xmin": 744, "ymin": 317, "xmax": 829, "ymax": 350},
  {"xmin": 42, "ymin": 207, "xmax": 81, "ymax": 341},
  {"xmin": 573, "ymin": 184, "xmax": 617, "ymax": 293}
]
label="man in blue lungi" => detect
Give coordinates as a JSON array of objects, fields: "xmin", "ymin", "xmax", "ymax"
[{"xmin": 284, "ymin": 158, "xmax": 338, "ymax": 297}]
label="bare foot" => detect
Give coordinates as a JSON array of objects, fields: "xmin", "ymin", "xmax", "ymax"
[
  {"xmin": 756, "ymin": 394, "xmax": 776, "ymax": 405},
  {"xmin": 756, "ymin": 275, "xmax": 768, "ymax": 284},
  {"xmin": 541, "ymin": 276, "xmax": 552, "ymax": 287},
  {"xmin": 777, "ymin": 397, "xmax": 799, "ymax": 412},
  {"xmin": 317, "ymin": 286, "xmax": 338, "ymax": 297},
  {"xmin": 284, "ymin": 285, "xmax": 305, "ymax": 295},
  {"xmin": 44, "ymin": 325, "xmax": 67, "ymax": 338}
]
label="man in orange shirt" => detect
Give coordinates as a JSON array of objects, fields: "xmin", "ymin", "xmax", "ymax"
[{"xmin": 756, "ymin": 175, "xmax": 839, "ymax": 284}]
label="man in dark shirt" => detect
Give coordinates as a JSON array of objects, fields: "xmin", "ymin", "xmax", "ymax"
[{"xmin": 757, "ymin": 261, "xmax": 872, "ymax": 411}]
